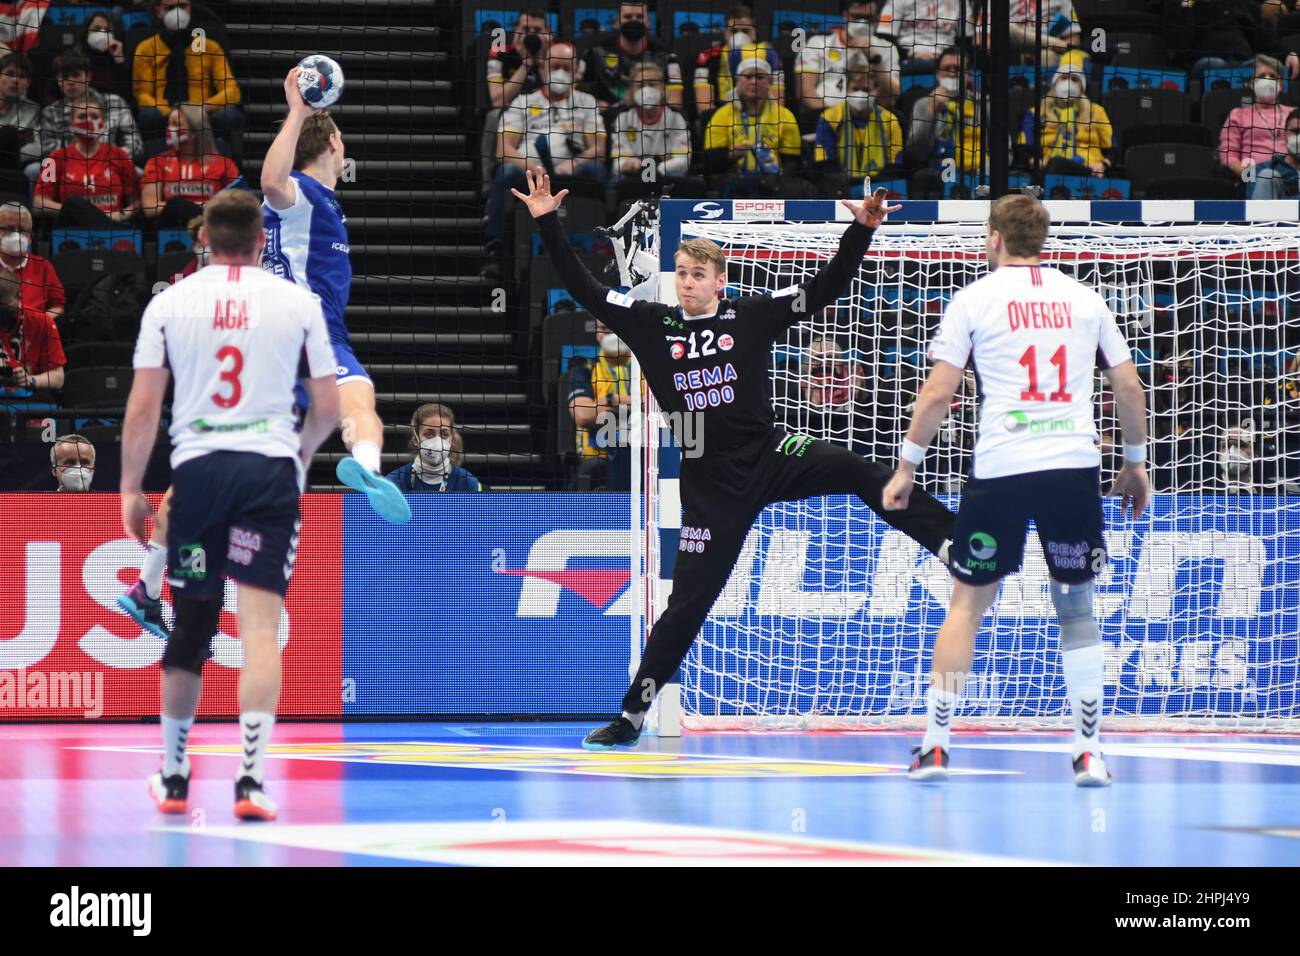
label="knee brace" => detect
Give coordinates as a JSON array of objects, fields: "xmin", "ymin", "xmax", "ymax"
[
  {"xmin": 162, "ymin": 595, "xmax": 221, "ymax": 675},
  {"xmin": 1050, "ymin": 580, "xmax": 1101, "ymax": 651}
]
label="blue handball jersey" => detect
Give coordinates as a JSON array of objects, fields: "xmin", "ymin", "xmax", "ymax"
[{"xmin": 262, "ymin": 170, "xmax": 352, "ymax": 343}]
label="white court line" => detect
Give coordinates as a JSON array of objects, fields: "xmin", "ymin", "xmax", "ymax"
[{"xmin": 957, "ymin": 740, "xmax": 1300, "ymax": 767}]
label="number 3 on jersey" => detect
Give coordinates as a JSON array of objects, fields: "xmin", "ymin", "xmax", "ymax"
[
  {"xmin": 212, "ymin": 345, "xmax": 244, "ymax": 408},
  {"xmin": 1018, "ymin": 344, "xmax": 1071, "ymax": 403}
]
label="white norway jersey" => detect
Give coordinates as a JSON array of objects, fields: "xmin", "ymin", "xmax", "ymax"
[
  {"xmin": 134, "ymin": 264, "xmax": 336, "ymax": 468},
  {"xmin": 927, "ymin": 264, "xmax": 1132, "ymax": 479}
]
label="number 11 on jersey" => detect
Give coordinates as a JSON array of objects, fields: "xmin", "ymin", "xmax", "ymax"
[{"xmin": 1018, "ymin": 344, "xmax": 1071, "ymax": 403}]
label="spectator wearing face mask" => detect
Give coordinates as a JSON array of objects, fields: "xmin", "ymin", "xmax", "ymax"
[
  {"xmin": 1220, "ymin": 55, "xmax": 1294, "ymax": 181},
  {"xmin": 568, "ymin": 319, "xmax": 632, "ymax": 491},
  {"xmin": 33, "ymin": 93, "xmax": 140, "ymax": 226},
  {"xmin": 0, "ymin": 201, "xmax": 63, "ymax": 322},
  {"xmin": 133, "ymin": 0, "xmax": 243, "ymax": 141},
  {"xmin": 483, "ymin": 41, "xmax": 605, "ymax": 276},
  {"xmin": 386, "ymin": 403, "xmax": 483, "ymax": 492},
  {"xmin": 694, "ymin": 4, "xmax": 784, "ymax": 116},
  {"xmin": 775, "ymin": 337, "xmax": 876, "ymax": 456},
  {"xmin": 1218, "ymin": 421, "xmax": 1256, "ymax": 493},
  {"xmin": 482, "ymin": 9, "xmax": 551, "ymax": 190},
  {"xmin": 578, "ymin": 0, "xmax": 683, "ymax": 110},
  {"xmin": 813, "ymin": 51, "xmax": 904, "ymax": 196},
  {"xmin": 51, "ymin": 433, "xmax": 95, "ymax": 492},
  {"xmin": 0, "ymin": 263, "xmax": 64, "ymax": 393},
  {"xmin": 141, "ymin": 103, "xmax": 238, "ymax": 225},
  {"xmin": 796, "ymin": 1, "xmax": 899, "ymax": 133},
  {"xmin": 703, "ymin": 57, "xmax": 817, "ymax": 198},
  {"xmin": 0, "ymin": 53, "xmax": 40, "ymax": 172},
  {"xmin": 70, "ymin": 12, "xmax": 130, "ymax": 102},
  {"xmin": 1018, "ymin": 58, "xmax": 1112, "ymax": 177},
  {"xmin": 1249, "ymin": 108, "xmax": 1300, "ymax": 198},
  {"xmin": 38, "ymin": 52, "xmax": 141, "ymax": 168},
  {"xmin": 610, "ymin": 60, "xmax": 694, "ymax": 200},
  {"xmin": 907, "ymin": 46, "xmax": 981, "ymax": 196}
]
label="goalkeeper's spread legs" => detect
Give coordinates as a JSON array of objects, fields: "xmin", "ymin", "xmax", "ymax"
[{"xmin": 588, "ymin": 434, "xmax": 958, "ymax": 749}]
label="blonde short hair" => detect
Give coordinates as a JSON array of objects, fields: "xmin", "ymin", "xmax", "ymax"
[{"xmin": 674, "ymin": 237, "xmax": 726, "ymax": 274}]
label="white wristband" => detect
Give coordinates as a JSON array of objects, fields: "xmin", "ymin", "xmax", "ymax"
[
  {"xmin": 1123, "ymin": 444, "xmax": 1146, "ymax": 465},
  {"xmin": 900, "ymin": 439, "xmax": 927, "ymax": 467}
]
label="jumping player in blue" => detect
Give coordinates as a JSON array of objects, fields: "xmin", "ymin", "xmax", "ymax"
[{"xmin": 261, "ymin": 67, "xmax": 411, "ymax": 523}]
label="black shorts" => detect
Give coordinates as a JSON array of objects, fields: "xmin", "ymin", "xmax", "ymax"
[
  {"xmin": 166, "ymin": 451, "xmax": 301, "ymax": 599},
  {"xmin": 949, "ymin": 466, "xmax": 1106, "ymax": 586}
]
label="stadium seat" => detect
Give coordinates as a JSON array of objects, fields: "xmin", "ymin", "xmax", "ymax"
[
  {"xmin": 1123, "ymin": 143, "xmax": 1215, "ymax": 193},
  {"xmin": 155, "ymin": 250, "xmax": 195, "ymax": 285},
  {"xmin": 659, "ymin": 1, "xmax": 728, "ymax": 38},
  {"xmin": 1201, "ymin": 87, "xmax": 1255, "ymax": 141},
  {"xmin": 1103, "ymin": 88, "xmax": 1192, "ymax": 152},
  {"xmin": 51, "ymin": 250, "xmax": 147, "ymax": 302},
  {"xmin": 63, "ymin": 341, "xmax": 134, "ymax": 368},
  {"xmin": 1106, "ymin": 33, "xmax": 1167, "ymax": 68},
  {"xmin": 59, "ymin": 366, "xmax": 134, "ymax": 411},
  {"xmin": 1142, "ymin": 177, "xmax": 1238, "ymax": 199},
  {"xmin": 1121, "ymin": 122, "xmax": 1214, "ymax": 153}
]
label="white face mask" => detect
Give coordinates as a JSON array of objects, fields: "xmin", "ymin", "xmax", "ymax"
[
  {"xmin": 162, "ymin": 7, "xmax": 191, "ymax": 31},
  {"xmin": 59, "ymin": 466, "xmax": 93, "ymax": 491},
  {"xmin": 1288, "ymin": 132, "xmax": 1300, "ymax": 156},
  {"xmin": 1221, "ymin": 445, "xmax": 1250, "ymax": 475},
  {"xmin": 548, "ymin": 69, "xmax": 572, "ymax": 95},
  {"xmin": 87, "ymin": 30, "xmax": 112, "ymax": 53},
  {"xmin": 0, "ymin": 230, "xmax": 28, "ymax": 256},
  {"xmin": 846, "ymin": 19, "xmax": 872, "ymax": 38},
  {"xmin": 634, "ymin": 85, "xmax": 662, "ymax": 109},
  {"xmin": 166, "ymin": 128, "xmax": 191, "ymax": 149},
  {"xmin": 846, "ymin": 89, "xmax": 874, "ymax": 114},
  {"xmin": 601, "ymin": 332, "xmax": 630, "ymax": 359},
  {"xmin": 1053, "ymin": 78, "xmax": 1082, "ymax": 100},
  {"xmin": 937, "ymin": 74, "xmax": 961, "ymax": 94},
  {"xmin": 417, "ymin": 436, "xmax": 451, "ymax": 477},
  {"xmin": 729, "ymin": 31, "xmax": 753, "ymax": 50},
  {"xmin": 1255, "ymin": 77, "xmax": 1279, "ymax": 103}
]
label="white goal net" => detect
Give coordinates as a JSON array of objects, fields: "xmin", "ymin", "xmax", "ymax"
[{"xmin": 641, "ymin": 203, "xmax": 1300, "ymax": 731}]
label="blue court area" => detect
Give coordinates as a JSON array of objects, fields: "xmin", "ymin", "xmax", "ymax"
[{"xmin": 2, "ymin": 722, "xmax": 1298, "ymax": 866}]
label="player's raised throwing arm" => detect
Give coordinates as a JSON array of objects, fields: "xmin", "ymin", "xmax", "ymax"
[
  {"xmin": 261, "ymin": 69, "xmax": 314, "ymax": 210},
  {"xmin": 514, "ymin": 166, "xmax": 657, "ymax": 348}
]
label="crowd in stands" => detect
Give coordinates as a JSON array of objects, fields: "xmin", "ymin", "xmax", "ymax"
[{"xmin": 470, "ymin": 1, "xmax": 1300, "ymax": 491}]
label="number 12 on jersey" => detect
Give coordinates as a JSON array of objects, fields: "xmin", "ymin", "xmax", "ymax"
[{"xmin": 1019, "ymin": 344, "xmax": 1071, "ymax": 403}]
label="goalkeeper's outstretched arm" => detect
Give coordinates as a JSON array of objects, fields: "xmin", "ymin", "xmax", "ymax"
[
  {"xmin": 756, "ymin": 185, "xmax": 901, "ymax": 337},
  {"xmin": 514, "ymin": 166, "xmax": 658, "ymax": 349}
]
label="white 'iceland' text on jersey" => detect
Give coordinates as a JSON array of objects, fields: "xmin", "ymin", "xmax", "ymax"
[
  {"xmin": 927, "ymin": 264, "xmax": 1133, "ymax": 479},
  {"xmin": 261, "ymin": 170, "xmax": 351, "ymax": 340},
  {"xmin": 133, "ymin": 264, "xmax": 337, "ymax": 467}
]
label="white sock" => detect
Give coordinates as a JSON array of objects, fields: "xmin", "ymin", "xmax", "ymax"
[
  {"xmin": 921, "ymin": 686, "xmax": 958, "ymax": 753},
  {"xmin": 161, "ymin": 715, "xmax": 193, "ymax": 778},
  {"xmin": 622, "ymin": 710, "xmax": 644, "ymax": 730},
  {"xmin": 351, "ymin": 440, "xmax": 381, "ymax": 474},
  {"xmin": 141, "ymin": 541, "xmax": 166, "ymax": 599},
  {"xmin": 239, "ymin": 711, "xmax": 275, "ymax": 784},
  {"xmin": 1062, "ymin": 644, "xmax": 1104, "ymax": 759}
]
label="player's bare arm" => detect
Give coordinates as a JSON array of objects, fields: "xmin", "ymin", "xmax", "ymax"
[
  {"xmin": 883, "ymin": 360, "xmax": 965, "ymax": 511},
  {"xmin": 261, "ymin": 68, "xmax": 314, "ymax": 210},
  {"xmin": 119, "ymin": 366, "xmax": 170, "ymax": 542},
  {"xmin": 1102, "ymin": 359, "xmax": 1151, "ymax": 520}
]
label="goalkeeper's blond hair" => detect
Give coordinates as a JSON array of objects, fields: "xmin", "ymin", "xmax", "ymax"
[{"xmin": 675, "ymin": 238, "xmax": 726, "ymax": 275}]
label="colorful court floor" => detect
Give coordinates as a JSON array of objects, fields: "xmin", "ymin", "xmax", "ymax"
[{"xmin": 1, "ymin": 722, "xmax": 1299, "ymax": 866}]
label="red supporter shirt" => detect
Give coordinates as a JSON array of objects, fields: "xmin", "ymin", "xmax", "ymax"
[
  {"xmin": 1, "ymin": 307, "xmax": 66, "ymax": 377},
  {"xmin": 10, "ymin": 254, "xmax": 66, "ymax": 316},
  {"xmin": 142, "ymin": 151, "xmax": 239, "ymax": 204},
  {"xmin": 35, "ymin": 142, "xmax": 140, "ymax": 212}
]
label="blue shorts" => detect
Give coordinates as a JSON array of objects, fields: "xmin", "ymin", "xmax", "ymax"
[
  {"xmin": 294, "ymin": 336, "xmax": 370, "ymax": 413},
  {"xmin": 166, "ymin": 451, "xmax": 302, "ymax": 599},
  {"xmin": 949, "ymin": 467, "xmax": 1107, "ymax": 586}
]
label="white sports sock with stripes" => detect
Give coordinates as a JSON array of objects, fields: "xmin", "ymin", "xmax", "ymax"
[
  {"xmin": 238, "ymin": 711, "xmax": 275, "ymax": 784},
  {"xmin": 1062, "ymin": 645, "xmax": 1104, "ymax": 759},
  {"xmin": 161, "ymin": 715, "xmax": 192, "ymax": 778},
  {"xmin": 921, "ymin": 687, "xmax": 958, "ymax": 753}
]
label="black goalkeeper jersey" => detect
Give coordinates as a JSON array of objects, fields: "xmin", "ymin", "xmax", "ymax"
[{"xmin": 535, "ymin": 212, "xmax": 876, "ymax": 456}]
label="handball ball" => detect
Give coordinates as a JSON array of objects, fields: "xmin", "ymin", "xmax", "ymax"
[{"xmin": 297, "ymin": 54, "xmax": 344, "ymax": 109}]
